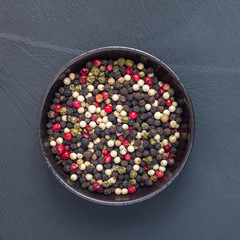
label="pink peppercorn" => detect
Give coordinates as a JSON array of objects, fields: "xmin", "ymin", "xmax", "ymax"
[
  {"xmin": 107, "ymin": 64, "xmax": 113, "ymax": 71},
  {"xmin": 79, "ymin": 75, "xmax": 87, "ymax": 84},
  {"xmin": 104, "ymin": 105, "xmax": 112, "ymax": 113},
  {"xmin": 165, "ymin": 99, "xmax": 172, "ymax": 107},
  {"xmin": 126, "ymin": 67, "xmax": 133, "ymax": 75},
  {"xmin": 56, "ymin": 144, "xmax": 64, "ymax": 155},
  {"xmin": 52, "ymin": 123, "xmax": 61, "ymax": 132},
  {"xmin": 132, "ymin": 74, "xmax": 140, "ymax": 82},
  {"xmin": 54, "ymin": 104, "xmax": 62, "ymax": 113},
  {"xmin": 93, "ymin": 59, "xmax": 102, "ymax": 67},
  {"xmin": 64, "ymin": 132, "xmax": 72, "ymax": 141},
  {"xmin": 128, "ymin": 185, "xmax": 136, "ymax": 194},
  {"xmin": 124, "ymin": 153, "xmax": 131, "ymax": 161},
  {"xmin": 73, "ymin": 100, "xmax": 81, "ymax": 108},
  {"xmin": 71, "ymin": 163, "xmax": 79, "ymax": 172},
  {"xmin": 129, "ymin": 112, "xmax": 138, "ymax": 119},
  {"xmin": 156, "ymin": 171, "xmax": 164, "ymax": 179},
  {"xmin": 93, "ymin": 182, "xmax": 102, "ymax": 191},
  {"xmin": 62, "ymin": 151, "xmax": 70, "ymax": 160}
]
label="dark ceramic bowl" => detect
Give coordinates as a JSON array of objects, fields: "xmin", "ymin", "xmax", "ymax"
[{"xmin": 37, "ymin": 46, "xmax": 195, "ymax": 205}]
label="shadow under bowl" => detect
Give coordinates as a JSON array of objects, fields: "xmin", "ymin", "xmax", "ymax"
[{"xmin": 37, "ymin": 46, "xmax": 195, "ymax": 205}]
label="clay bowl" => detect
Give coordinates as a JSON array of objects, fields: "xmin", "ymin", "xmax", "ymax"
[{"xmin": 37, "ymin": 46, "xmax": 195, "ymax": 205}]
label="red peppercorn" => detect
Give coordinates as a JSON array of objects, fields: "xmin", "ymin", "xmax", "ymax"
[
  {"xmin": 107, "ymin": 64, "xmax": 113, "ymax": 71},
  {"xmin": 128, "ymin": 126, "xmax": 133, "ymax": 131},
  {"xmin": 165, "ymin": 99, "xmax": 172, "ymax": 107},
  {"xmin": 93, "ymin": 101, "xmax": 99, "ymax": 107},
  {"xmin": 156, "ymin": 171, "xmax": 164, "ymax": 179},
  {"xmin": 164, "ymin": 145, "xmax": 170, "ymax": 152},
  {"xmin": 144, "ymin": 77, "xmax": 152, "ymax": 86},
  {"xmin": 77, "ymin": 118, "xmax": 81, "ymax": 123},
  {"xmin": 129, "ymin": 112, "xmax": 138, "ymax": 119},
  {"xmin": 91, "ymin": 114, "xmax": 99, "ymax": 121},
  {"xmin": 104, "ymin": 155, "xmax": 112, "ymax": 163},
  {"xmin": 124, "ymin": 153, "xmax": 131, "ymax": 161},
  {"xmin": 104, "ymin": 105, "xmax": 112, "ymax": 113},
  {"xmin": 56, "ymin": 144, "xmax": 64, "ymax": 155},
  {"xmin": 102, "ymin": 149, "xmax": 108, "ymax": 156},
  {"xmin": 80, "ymin": 68, "xmax": 90, "ymax": 76},
  {"xmin": 126, "ymin": 67, "xmax": 133, "ymax": 75},
  {"xmin": 101, "ymin": 92, "xmax": 108, "ymax": 100},
  {"xmin": 158, "ymin": 88, "xmax": 165, "ymax": 95},
  {"xmin": 62, "ymin": 151, "xmax": 70, "ymax": 160},
  {"xmin": 162, "ymin": 83, "xmax": 170, "ymax": 91},
  {"xmin": 144, "ymin": 166, "xmax": 149, "ymax": 171},
  {"xmin": 64, "ymin": 132, "xmax": 72, "ymax": 141},
  {"xmin": 96, "ymin": 94, "xmax": 103, "ymax": 103},
  {"xmin": 128, "ymin": 185, "xmax": 136, "ymax": 194},
  {"xmin": 73, "ymin": 100, "xmax": 81, "ymax": 108},
  {"xmin": 132, "ymin": 74, "xmax": 140, "ymax": 82},
  {"xmin": 92, "ymin": 182, "xmax": 102, "ymax": 192},
  {"xmin": 93, "ymin": 59, "xmax": 102, "ymax": 67},
  {"xmin": 52, "ymin": 123, "xmax": 61, "ymax": 132},
  {"xmin": 119, "ymin": 135, "xmax": 125, "ymax": 142},
  {"xmin": 71, "ymin": 163, "xmax": 79, "ymax": 172},
  {"xmin": 82, "ymin": 134, "xmax": 90, "ymax": 139},
  {"xmin": 79, "ymin": 75, "xmax": 87, "ymax": 84},
  {"xmin": 123, "ymin": 139, "xmax": 130, "ymax": 147},
  {"xmin": 85, "ymin": 125, "xmax": 92, "ymax": 133},
  {"xmin": 54, "ymin": 104, "xmax": 62, "ymax": 113},
  {"xmin": 64, "ymin": 145, "xmax": 70, "ymax": 151}
]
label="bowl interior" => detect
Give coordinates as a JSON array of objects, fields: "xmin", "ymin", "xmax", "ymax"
[{"xmin": 38, "ymin": 47, "xmax": 194, "ymax": 205}]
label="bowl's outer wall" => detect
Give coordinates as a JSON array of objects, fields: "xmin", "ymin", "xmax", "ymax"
[{"xmin": 38, "ymin": 47, "xmax": 195, "ymax": 205}]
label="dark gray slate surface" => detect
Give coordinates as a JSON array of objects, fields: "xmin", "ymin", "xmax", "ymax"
[{"xmin": 0, "ymin": 1, "xmax": 239, "ymax": 239}]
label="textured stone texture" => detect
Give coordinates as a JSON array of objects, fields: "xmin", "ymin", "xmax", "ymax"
[{"xmin": 0, "ymin": 1, "xmax": 239, "ymax": 240}]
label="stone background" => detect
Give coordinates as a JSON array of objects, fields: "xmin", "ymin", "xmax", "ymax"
[{"xmin": 0, "ymin": 1, "xmax": 239, "ymax": 239}]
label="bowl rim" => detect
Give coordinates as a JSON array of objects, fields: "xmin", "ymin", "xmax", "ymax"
[{"xmin": 37, "ymin": 46, "xmax": 195, "ymax": 206}]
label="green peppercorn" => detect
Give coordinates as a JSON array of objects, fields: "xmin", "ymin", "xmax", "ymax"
[
  {"xmin": 98, "ymin": 76, "xmax": 106, "ymax": 83},
  {"xmin": 113, "ymin": 60, "xmax": 118, "ymax": 66},
  {"xmin": 90, "ymin": 178, "xmax": 96, "ymax": 184},
  {"xmin": 130, "ymin": 170, "xmax": 137, "ymax": 179},
  {"xmin": 102, "ymin": 181, "xmax": 110, "ymax": 188},
  {"xmin": 118, "ymin": 57, "xmax": 125, "ymax": 66},
  {"xmin": 91, "ymin": 66, "xmax": 100, "ymax": 76},
  {"xmin": 112, "ymin": 165, "xmax": 119, "ymax": 171},
  {"xmin": 142, "ymin": 130, "xmax": 148, "ymax": 139},
  {"xmin": 168, "ymin": 88, "xmax": 175, "ymax": 96},
  {"xmin": 71, "ymin": 128, "xmax": 78, "ymax": 137},
  {"xmin": 122, "ymin": 116, "xmax": 129, "ymax": 123},
  {"xmin": 150, "ymin": 138, "xmax": 156, "ymax": 145},
  {"xmin": 74, "ymin": 123, "xmax": 80, "ymax": 129},
  {"xmin": 60, "ymin": 107, "xmax": 67, "ymax": 115},
  {"xmin": 69, "ymin": 84, "xmax": 75, "ymax": 91},
  {"xmin": 70, "ymin": 116, "xmax": 77, "ymax": 124},
  {"xmin": 141, "ymin": 123, "xmax": 149, "ymax": 130},
  {"xmin": 170, "ymin": 96, "xmax": 175, "ymax": 101},
  {"xmin": 113, "ymin": 66, "xmax": 119, "ymax": 72},
  {"xmin": 125, "ymin": 59, "xmax": 134, "ymax": 67},
  {"xmin": 87, "ymin": 75, "xmax": 95, "ymax": 83},
  {"xmin": 129, "ymin": 178, "xmax": 136, "ymax": 185},
  {"xmin": 75, "ymin": 85, "xmax": 81, "ymax": 92},
  {"xmin": 48, "ymin": 136, "xmax": 54, "ymax": 141},
  {"xmin": 143, "ymin": 156, "xmax": 152, "ymax": 164},
  {"xmin": 117, "ymin": 166, "xmax": 126, "ymax": 174}
]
